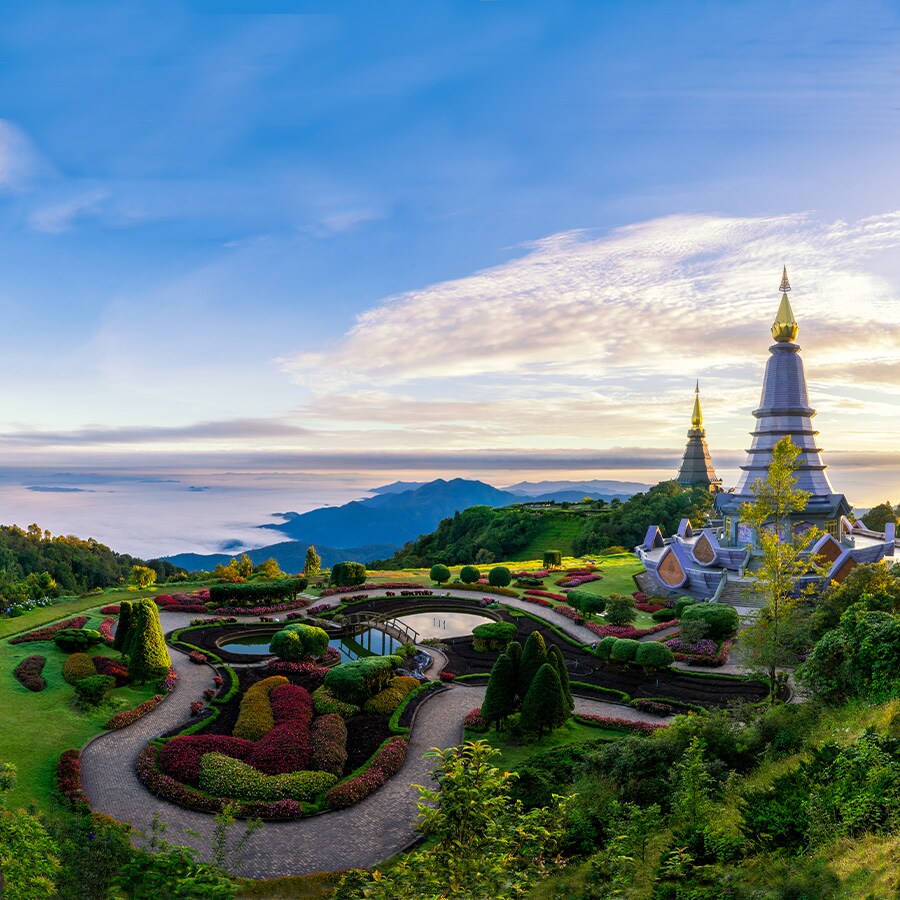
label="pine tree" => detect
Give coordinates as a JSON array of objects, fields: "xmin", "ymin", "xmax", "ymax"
[
  {"xmin": 519, "ymin": 631, "xmax": 547, "ymax": 699},
  {"xmin": 520, "ymin": 663, "xmax": 567, "ymax": 737},
  {"xmin": 547, "ymin": 644, "xmax": 574, "ymax": 710},
  {"xmin": 504, "ymin": 641, "xmax": 522, "ymax": 701},
  {"xmin": 128, "ymin": 599, "xmax": 172, "ymax": 683},
  {"xmin": 113, "ymin": 600, "xmax": 134, "ymax": 654},
  {"xmin": 481, "ymin": 654, "xmax": 517, "ymax": 730},
  {"xmin": 304, "ymin": 545, "xmax": 321, "ymax": 576}
]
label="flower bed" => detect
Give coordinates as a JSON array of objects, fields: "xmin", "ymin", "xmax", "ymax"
[
  {"xmin": 14, "ymin": 655, "xmax": 47, "ymax": 692},
  {"xmin": 211, "ymin": 600, "xmax": 309, "ymax": 616},
  {"xmin": 521, "ymin": 594, "xmax": 552, "ymax": 608},
  {"xmin": 57, "ymin": 749, "xmax": 89, "ymax": 809},
  {"xmin": 512, "ymin": 569, "xmax": 550, "ymax": 579},
  {"xmin": 154, "ymin": 594, "xmax": 208, "ymax": 613},
  {"xmin": 574, "ymin": 714, "xmax": 667, "ymax": 734},
  {"xmin": 323, "ymin": 736, "xmax": 408, "ymax": 809},
  {"xmin": 319, "ymin": 582, "xmax": 422, "ymax": 597},
  {"xmin": 463, "ymin": 708, "xmax": 486, "ymax": 729},
  {"xmin": 10, "ymin": 616, "xmax": 89, "ymax": 644},
  {"xmin": 99, "ymin": 604, "xmax": 121, "ymax": 614},
  {"xmin": 438, "ymin": 671, "xmax": 456, "ymax": 682},
  {"xmin": 190, "ymin": 616, "xmax": 238, "ymax": 626},
  {"xmin": 556, "ymin": 573, "xmax": 603, "ymax": 588},
  {"xmin": 189, "ymin": 650, "xmax": 207, "ymax": 664},
  {"xmin": 158, "ymin": 667, "xmax": 178, "ymax": 693},
  {"xmin": 585, "ymin": 620, "xmax": 678, "ymax": 640},
  {"xmin": 98, "ymin": 616, "xmax": 116, "ymax": 644},
  {"xmin": 92, "ymin": 655, "xmax": 130, "ymax": 685},
  {"xmin": 524, "ymin": 589, "xmax": 568, "ymax": 601},
  {"xmin": 448, "ymin": 582, "xmax": 519, "ymax": 597},
  {"xmin": 666, "ymin": 638, "xmax": 733, "ymax": 667},
  {"xmin": 553, "ymin": 604, "xmax": 586, "ymax": 625},
  {"xmin": 105, "ymin": 694, "xmax": 164, "ymax": 730}
]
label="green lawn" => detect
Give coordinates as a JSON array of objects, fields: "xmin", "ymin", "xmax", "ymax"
[
  {"xmin": 1, "ymin": 613, "xmax": 159, "ymax": 812},
  {"xmin": 464, "ymin": 717, "xmax": 627, "ymax": 771},
  {"xmin": 509, "ymin": 513, "xmax": 588, "ymax": 560}
]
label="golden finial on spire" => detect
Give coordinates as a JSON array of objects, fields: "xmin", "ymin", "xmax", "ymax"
[
  {"xmin": 779, "ymin": 265, "xmax": 791, "ymax": 293},
  {"xmin": 691, "ymin": 381, "xmax": 703, "ymax": 429},
  {"xmin": 771, "ymin": 268, "xmax": 799, "ymax": 342}
]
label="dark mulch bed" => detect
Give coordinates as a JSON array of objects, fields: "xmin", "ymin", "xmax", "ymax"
[
  {"xmin": 398, "ymin": 682, "xmax": 446, "ymax": 729},
  {"xmin": 344, "ymin": 713, "xmax": 392, "ymax": 773},
  {"xmin": 170, "ymin": 623, "xmax": 284, "ymax": 664}
]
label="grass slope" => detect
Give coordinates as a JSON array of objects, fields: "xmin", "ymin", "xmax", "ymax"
[{"xmin": 508, "ymin": 512, "xmax": 587, "ymax": 560}]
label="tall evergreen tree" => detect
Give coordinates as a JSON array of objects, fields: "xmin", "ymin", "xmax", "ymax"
[
  {"xmin": 504, "ymin": 640, "xmax": 522, "ymax": 688},
  {"xmin": 481, "ymin": 654, "xmax": 517, "ymax": 730},
  {"xmin": 112, "ymin": 600, "xmax": 134, "ymax": 654},
  {"xmin": 520, "ymin": 663, "xmax": 567, "ymax": 737},
  {"xmin": 547, "ymin": 644, "xmax": 574, "ymax": 711},
  {"xmin": 128, "ymin": 599, "xmax": 172, "ymax": 683},
  {"xmin": 519, "ymin": 631, "xmax": 547, "ymax": 699},
  {"xmin": 304, "ymin": 545, "xmax": 321, "ymax": 576}
]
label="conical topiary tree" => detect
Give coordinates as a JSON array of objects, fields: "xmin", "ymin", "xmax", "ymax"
[
  {"xmin": 112, "ymin": 600, "xmax": 134, "ymax": 654},
  {"xmin": 504, "ymin": 640, "xmax": 522, "ymax": 699},
  {"xmin": 481, "ymin": 653, "xmax": 517, "ymax": 730},
  {"xmin": 519, "ymin": 631, "xmax": 547, "ymax": 699},
  {"xmin": 128, "ymin": 599, "xmax": 172, "ymax": 683},
  {"xmin": 520, "ymin": 663, "xmax": 568, "ymax": 737},
  {"xmin": 547, "ymin": 644, "xmax": 574, "ymax": 711}
]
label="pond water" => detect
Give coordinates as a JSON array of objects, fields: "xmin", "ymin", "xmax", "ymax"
[
  {"xmin": 394, "ymin": 611, "xmax": 493, "ymax": 639},
  {"xmin": 218, "ymin": 635, "xmax": 273, "ymax": 655},
  {"xmin": 218, "ymin": 629, "xmax": 402, "ymax": 662}
]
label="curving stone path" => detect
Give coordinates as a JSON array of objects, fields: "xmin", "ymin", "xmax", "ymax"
[{"xmin": 80, "ymin": 647, "xmax": 667, "ymax": 877}]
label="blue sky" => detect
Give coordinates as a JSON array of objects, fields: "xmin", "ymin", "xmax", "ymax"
[{"xmin": 1, "ymin": 0, "xmax": 900, "ymax": 532}]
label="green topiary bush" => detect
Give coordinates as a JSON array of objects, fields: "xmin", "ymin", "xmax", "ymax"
[
  {"xmin": 593, "ymin": 635, "xmax": 618, "ymax": 660},
  {"xmin": 488, "ymin": 566, "xmax": 512, "ymax": 587},
  {"xmin": 481, "ymin": 653, "xmax": 517, "ymax": 729},
  {"xmin": 127, "ymin": 600, "xmax": 172, "ymax": 683},
  {"xmin": 651, "ymin": 608, "xmax": 677, "ymax": 622},
  {"xmin": 312, "ymin": 686, "xmax": 359, "ymax": 718},
  {"xmin": 330, "ymin": 561, "xmax": 366, "ymax": 587},
  {"xmin": 233, "ymin": 676, "xmax": 288, "ymax": 740},
  {"xmin": 674, "ymin": 596, "xmax": 698, "ymax": 618},
  {"xmin": 459, "ymin": 565, "xmax": 480, "ymax": 584},
  {"xmin": 63, "ymin": 653, "xmax": 98, "ymax": 684},
  {"xmin": 363, "ymin": 675, "xmax": 420, "ymax": 715},
  {"xmin": 519, "ymin": 631, "xmax": 548, "ymax": 697},
  {"xmin": 609, "ymin": 638, "xmax": 640, "ymax": 664},
  {"xmin": 323, "ymin": 655, "xmax": 401, "ymax": 706},
  {"xmin": 113, "ymin": 601, "xmax": 133, "ymax": 653},
  {"xmin": 208, "ymin": 577, "xmax": 308, "ymax": 607},
  {"xmin": 635, "ymin": 642, "xmax": 675, "ymax": 669},
  {"xmin": 269, "ymin": 623, "xmax": 330, "ymax": 662},
  {"xmin": 605, "ymin": 594, "xmax": 636, "ymax": 626},
  {"xmin": 543, "ymin": 550, "xmax": 562, "ymax": 569},
  {"xmin": 520, "ymin": 663, "xmax": 568, "ymax": 736},
  {"xmin": 73, "ymin": 674, "xmax": 115, "ymax": 706},
  {"xmin": 54, "ymin": 629, "xmax": 104, "ymax": 654},
  {"xmin": 567, "ymin": 590, "xmax": 606, "ymax": 617},
  {"xmin": 680, "ymin": 602, "xmax": 739, "ymax": 640},
  {"xmin": 471, "ymin": 620, "xmax": 518, "ymax": 652},
  {"xmin": 430, "ymin": 564, "xmax": 451, "ymax": 585},
  {"xmin": 198, "ymin": 753, "xmax": 337, "ymax": 802}
]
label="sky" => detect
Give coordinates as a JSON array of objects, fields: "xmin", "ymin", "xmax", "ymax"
[{"xmin": 1, "ymin": 0, "xmax": 900, "ymax": 556}]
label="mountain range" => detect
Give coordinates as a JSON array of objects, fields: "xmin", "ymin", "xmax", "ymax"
[{"xmin": 162, "ymin": 476, "xmax": 647, "ymax": 571}]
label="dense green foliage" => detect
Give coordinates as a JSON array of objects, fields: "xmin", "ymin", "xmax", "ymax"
[
  {"xmin": 53, "ymin": 628, "xmax": 104, "ymax": 653},
  {"xmin": 519, "ymin": 631, "xmax": 548, "ymax": 698},
  {"xmin": 127, "ymin": 599, "xmax": 172, "ymax": 683},
  {"xmin": 429, "ymin": 564, "xmax": 451, "ymax": 585},
  {"xmin": 609, "ymin": 638, "xmax": 640, "ymax": 663},
  {"xmin": 862, "ymin": 500, "xmax": 899, "ymax": 532},
  {"xmin": 521, "ymin": 663, "xmax": 569, "ymax": 736},
  {"xmin": 567, "ymin": 589, "xmax": 606, "ymax": 617},
  {"xmin": 548, "ymin": 644, "xmax": 574, "ymax": 710},
  {"xmin": 543, "ymin": 550, "xmax": 562, "ymax": 568},
  {"xmin": 674, "ymin": 596, "xmax": 698, "ymax": 618},
  {"xmin": 680, "ymin": 602, "xmax": 739, "ymax": 640},
  {"xmin": 634, "ymin": 641, "xmax": 675, "ymax": 669},
  {"xmin": 605, "ymin": 593, "xmax": 636, "ymax": 626},
  {"xmin": 303, "ymin": 545, "xmax": 321, "ymax": 576},
  {"xmin": 481, "ymin": 654, "xmax": 518, "ymax": 728},
  {"xmin": 330, "ymin": 561, "xmax": 366, "ymax": 587},
  {"xmin": 323, "ymin": 655, "xmax": 401, "ymax": 706},
  {"xmin": 471, "ymin": 620, "xmax": 518, "ymax": 651},
  {"xmin": 488, "ymin": 565, "xmax": 512, "ymax": 587},
  {"xmin": 269, "ymin": 623, "xmax": 329, "ymax": 662},
  {"xmin": 459, "ymin": 565, "xmax": 480, "ymax": 583},
  {"xmin": 207, "ymin": 578, "xmax": 307, "ymax": 607},
  {"xmin": 113, "ymin": 600, "xmax": 134, "ymax": 653}
]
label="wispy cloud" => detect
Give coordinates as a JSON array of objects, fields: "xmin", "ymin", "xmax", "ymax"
[
  {"xmin": 28, "ymin": 189, "xmax": 111, "ymax": 234},
  {"xmin": 0, "ymin": 120, "xmax": 52, "ymax": 192}
]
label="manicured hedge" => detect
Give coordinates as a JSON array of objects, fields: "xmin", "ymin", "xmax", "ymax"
[
  {"xmin": 160, "ymin": 734, "xmax": 255, "ymax": 786},
  {"xmin": 199, "ymin": 753, "xmax": 337, "ymax": 802},
  {"xmin": 105, "ymin": 695, "xmax": 164, "ymax": 730},
  {"xmin": 269, "ymin": 684, "xmax": 314, "ymax": 727},
  {"xmin": 680, "ymin": 603, "xmax": 739, "ymax": 640},
  {"xmin": 488, "ymin": 566, "xmax": 512, "ymax": 587},
  {"xmin": 310, "ymin": 713, "xmax": 348, "ymax": 777},
  {"xmin": 330, "ymin": 562, "xmax": 366, "ymax": 587},
  {"xmin": 323, "ymin": 737, "xmax": 408, "ymax": 809},
  {"xmin": 609, "ymin": 638, "xmax": 640, "ymax": 663},
  {"xmin": 471, "ymin": 620, "xmax": 518, "ymax": 652},
  {"xmin": 363, "ymin": 675, "xmax": 420, "ymax": 715},
  {"xmin": 208, "ymin": 577, "xmax": 308, "ymax": 607},
  {"xmin": 10, "ymin": 616, "xmax": 89, "ymax": 644},
  {"xmin": 592, "ymin": 636, "xmax": 618, "ymax": 660},
  {"xmin": 674, "ymin": 596, "xmax": 698, "ymax": 618},
  {"xmin": 323, "ymin": 655, "xmax": 401, "ymax": 706},
  {"xmin": 233, "ymin": 675, "xmax": 288, "ymax": 740},
  {"xmin": 312, "ymin": 686, "xmax": 359, "ymax": 718},
  {"xmin": 651, "ymin": 609, "xmax": 678, "ymax": 622},
  {"xmin": 13, "ymin": 655, "xmax": 46, "ymax": 692},
  {"xmin": 54, "ymin": 628, "xmax": 104, "ymax": 654},
  {"xmin": 73, "ymin": 674, "xmax": 115, "ymax": 705},
  {"xmin": 269, "ymin": 623, "xmax": 329, "ymax": 662},
  {"xmin": 634, "ymin": 642, "xmax": 675, "ymax": 669},
  {"xmin": 459, "ymin": 565, "xmax": 480, "ymax": 584},
  {"xmin": 246, "ymin": 721, "xmax": 312, "ymax": 775},
  {"xmin": 63, "ymin": 653, "xmax": 98, "ymax": 685}
]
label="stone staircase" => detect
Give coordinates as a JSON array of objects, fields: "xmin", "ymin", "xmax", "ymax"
[{"xmin": 717, "ymin": 578, "xmax": 763, "ymax": 608}]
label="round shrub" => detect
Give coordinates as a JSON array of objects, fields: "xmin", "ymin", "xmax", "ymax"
[
  {"xmin": 310, "ymin": 713, "xmax": 348, "ymax": 776},
  {"xmin": 488, "ymin": 566, "xmax": 512, "ymax": 587},
  {"xmin": 674, "ymin": 596, "xmax": 698, "ymax": 618},
  {"xmin": 680, "ymin": 602, "xmax": 739, "ymax": 640},
  {"xmin": 269, "ymin": 623, "xmax": 330, "ymax": 662},
  {"xmin": 459, "ymin": 565, "xmax": 481, "ymax": 584},
  {"xmin": 651, "ymin": 609, "xmax": 677, "ymax": 622},
  {"xmin": 323, "ymin": 655, "xmax": 401, "ymax": 706},
  {"xmin": 605, "ymin": 594, "xmax": 636, "ymax": 626},
  {"xmin": 312, "ymin": 686, "xmax": 359, "ymax": 718},
  {"xmin": 635, "ymin": 642, "xmax": 675, "ymax": 669},
  {"xmin": 609, "ymin": 638, "xmax": 640, "ymax": 664},
  {"xmin": 73, "ymin": 674, "xmax": 115, "ymax": 706},
  {"xmin": 430, "ymin": 564, "xmax": 451, "ymax": 585},
  {"xmin": 269, "ymin": 684, "xmax": 313, "ymax": 727},
  {"xmin": 199, "ymin": 754, "xmax": 336, "ymax": 802},
  {"xmin": 160, "ymin": 735, "xmax": 254, "ymax": 786},
  {"xmin": 593, "ymin": 635, "xmax": 619, "ymax": 661},
  {"xmin": 363, "ymin": 675, "xmax": 420, "ymax": 715},
  {"xmin": 567, "ymin": 590, "xmax": 606, "ymax": 617},
  {"xmin": 63, "ymin": 652, "xmax": 98, "ymax": 685},
  {"xmin": 233, "ymin": 676, "xmax": 288, "ymax": 740},
  {"xmin": 330, "ymin": 561, "xmax": 366, "ymax": 587},
  {"xmin": 543, "ymin": 550, "xmax": 562, "ymax": 569},
  {"xmin": 471, "ymin": 620, "xmax": 518, "ymax": 652},
  {"xmin": 246, "ymin": 721, "xmax": 312, "ymax": 775},
  {"xmin": 54, "ymin": 629, "xmax": 104, "ymax": 654}
]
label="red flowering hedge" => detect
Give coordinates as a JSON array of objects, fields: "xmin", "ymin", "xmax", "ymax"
[
  {"xmin": 553, "ymin": 604, "xmax": 586, "ymax": 625},
  {"xmin": 153, "ymin": 594, "xmax": 208, "ymax": 613},
  {"xmin": 105, "ymin": 694, "xmax": 164, "ymax": 730},
  {"xmin": 323, "ymin": 737, "xmax": 408, "ymax": 809},
  {"xmin": 310, "ymin": 713, "xmax": 348, "ymax": 777},
  {"xmin": 265, "ymin": 659, "xmax": 329, "ymax": 690},
  {"xmin": 635, "ymin": 602, "xmax": 666, "ymax": 613},
  {"xmin": 98, "ymin": 616, "xmax": 116, "ymax": 644},
  {"xmin": 211, "ymin": 600, "xmax": 309, "ymax": 616},
  {"xmin": 524, "ymin": 589, "xmax": 568, "ymax": 601},
  {"xmin": 521, "ymin": 594, "xmax": 552, "ymax": 608},
  {"xmin": 585, "ymin": 620, "xmax": 677, "ymax": 640},
  {"xmin": 57, "ymin": 749, "xmax": 89, "ymax": 809},
  {"xmin": 14, "ymin": 655, "xmax": 47, "ymax": 692},
  {"xmin": 92, "ymin": 655, "xmax": 130, "ymax": 685},
  {"xmin": 574, "ymin": 714, "xmax": 667, "ymax": 734},
  {"xmin": 464, "ymin": 708, "xmax": 486, "ymax": 729},
  {"xmin": 270, "ymin": 684, "xmax": 314, "ymax": 727},
  {"xmin": 10, "ymin": 616, "xmax": 89, "ymax": 644},
  {"xmin": 319, "ymin": 582, "xmax": 422, "ymax": 597},
  {"xmin": 99, "ymin": 604, "xmax": 120, "ymax": 614},
  {"xmin": 246, "ymin": 721, "xmax": 312, "ymax": 776},
  {"xmin": 160, "ymin": 734, "xmax": 255, "ymax": 785}
]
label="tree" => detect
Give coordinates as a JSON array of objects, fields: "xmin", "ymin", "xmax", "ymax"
[
  {"xmin": 605, "ymin": 593, "xmax": 636, "ymax": 626},
  {"xmin": 543, "ymin": 550, "xmax": 562, "ymax": 569},
  {"xmin": 429, "ymin": 564, "xmax": 451, "ymax": 585},
  {"xmin": 481, "ymin": 654, "xmax": 517, "ymax": 729},
  {"xmin": 303, "ymin": 546, "xmax": 321, "ymax": 577},
  {"xmin": 128, "ymin": 599, "xmax": 172, "ymax": 683},
  {"xmin": 810, "ymin": 563, "xmax": 900, "ymax": 638},
  {"xmin": 671, "ymin": 736, "xmax": 714, "ymax": 849},
  {"xmin": 863, "ymin": 501, "xmax": 898, "ymax": 533},
  {"xmin": 459, "ymin": 565, "xmax": 480, "ymax": 584},
  {"xmin": 740, "ymin": 436, "xmax": 824, "ymax": 703},
  {"xmin": 567, "ymin": 589, "xmax": 606, "ymax": 618},
  {"xmin": 129, "ymin": 565, "xmax": 157, "ymax": 590},
  {"xmin": 680, "ymin": 603, "xmax": 739, "ymax": 641},
  {"xmin": 330, "ymin": 561, "xmax": 366, "ymax": 587},
  {"xmin": 488, "ymin": 565, "xmax": 512, "ymax": 587},
  {"xmin": 112, "ymin": 599, "xmax": 134, "ymax": 654},
  {"xmin": 0, "ymin": 807, "xmax": 61, "ymax": 899},
  {"xmin": 254, "ymin": 558, "xmax": 283, "ymax": 578},
  {"xmin": 269, "ymin": 623, "xmax": 329, "ymax": 662},
  {"xmin": 519, "ymin": 630, "xmax": 547, "ymax": 697},
  {"xmin": 547, "ymin": 643, "xmax": 574, "ymax": 710},
  {"xmin": 635, "ymin": 641, "xmax": 675, "ymax": 669},
  {"xmin": 504, "ymin": 640, "xmax": 522, "ymax": 691},
  {"xmin": 520, "ymin": 663, "xmax": 568, "ymax": 737}
]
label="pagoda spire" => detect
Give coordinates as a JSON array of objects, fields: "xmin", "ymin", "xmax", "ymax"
[
  {"xmin": 771, "ymin": 266, "xmax": 798, "ymax": 343},
  {"xmin": 676, "ymin": 380, "xmax": 721, "ymax": 491},
  {"xmin": 691, "ymin": 380, "xmax": 703, "ymax": 428}
]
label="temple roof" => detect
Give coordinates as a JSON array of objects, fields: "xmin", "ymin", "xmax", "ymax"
[{"xmin": 676, "ymin": 382, "xmax": 722, "ymax": 491}]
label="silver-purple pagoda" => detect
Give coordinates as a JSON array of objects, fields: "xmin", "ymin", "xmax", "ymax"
[{"xmin": 637, "ymin": 269, "xmax": 897, "ymax": 602}]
